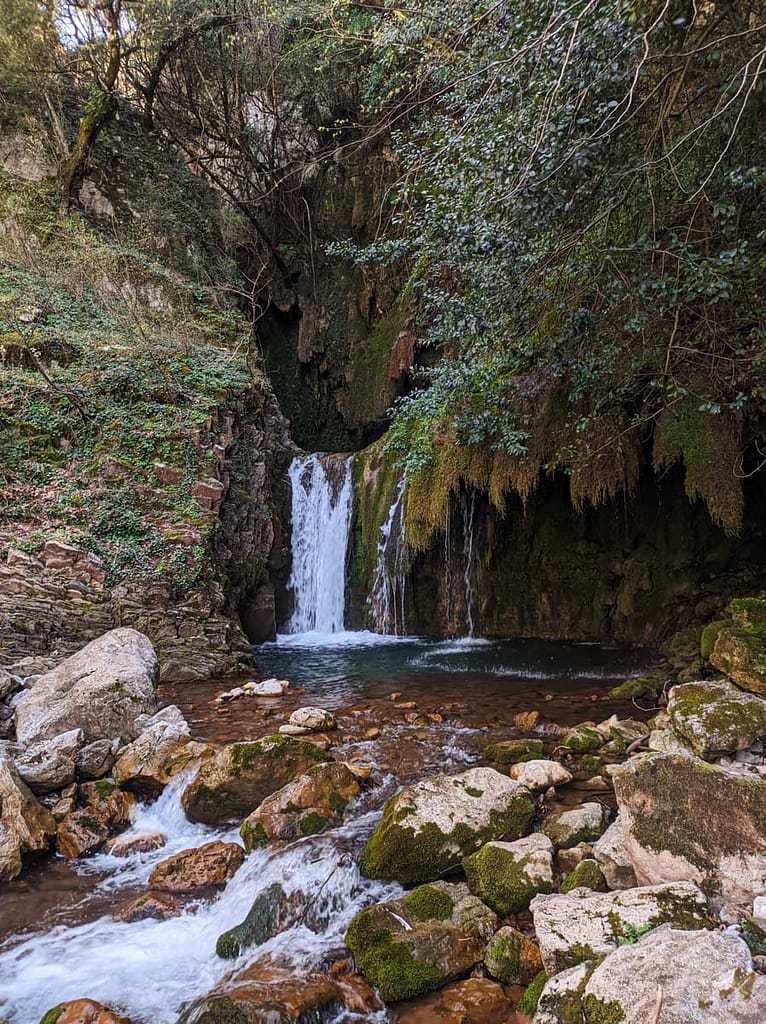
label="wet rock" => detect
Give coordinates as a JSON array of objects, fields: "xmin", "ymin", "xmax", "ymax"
[
  {"xmin": 592, "ymin": 814, "xmax": 637, "ymax": 890},
  {"xmin": 177, "ymin": 963, "xmax": 379, "ymax": 1024},
  {"xmin": 74, "ymin": 740, "xmax": 116, "ymax": 781},
  {"xmin": 612, "ymin": 751, "xmax": 766, "ymax": 906},
  {"xmin": 39, "ymin": 999, "xmax": 132, "ymax": 1024},
  {"xmin": 462, "ymin": 833, "xmax": 554, "ymax": 915},
  {"xmin": 561, "ymin": 724, "xmax": 604, "ymax": 754},
  {"xmin": 216, "ymin": 882, "xmax": 286, "ymax": 958},
  {"xmin": 345, "ymin": 880, "xmax": 498, "ymax": 1002},
  {"xmin": 391, "ymin": 978, "xmax": 512, "ymax": 1024},
  {"xmin": 668, "ymin": 679, "xmax": 766, "ymax": 758},
  {"xmin": 55, "ymin": 782, "xmax": 135, "ymax": 859},
  {"xmin": 244, "ymin": 678, "xmax": 290, "ymax": 696},
  {"xmin": 541, "ymin": 802, "xmax": 607, "ymax": 849},
  {"xmin": 712, "ymin": 626, "xmax": 766, "ymax": 696},
  {"xmin": 240, "ymin": 762, "xmax": 360, "ymax": 848},
  {"xmin": 537, "ymin": 925, "xmax": 766, "ymax": 1024},
  {"xmin": 289, "ymin": 706, "xmax": 336, "ymax": 731},
  {"xmin": 113, "ymin": 890, "xmax": 182, "ymax": 923},
  {"xmin": 483, "ymin": 738, "xmax": 543, "ymax": 764},
  {"xmin": 114, "ymin": 707, "xmax": 211, "ymax": 798},
  {"xmin": 105, "ymin": 832, "xmax": 165, "ymax": 857},
  {"xmin": 484, "ymin": 925, "xmax": 543, "ymax": 985},
  {"xmin": 15, "ymin": 747, "xmax": 75, "ymax": 795},
  {"xmin": 509, "ymin": 759, "xmax": 572, "ymax": 792},
  {"xmin": 530, "ymin": 880, "xmax": 708, "ymax": 973},
  {"xmin": 15, "ymin": 629, "xmax": 158, "ymax": 746},
  {"xmin": 0, "ymin": 755, "xmax": 55, "ymax": 879},
  {"xmin": 360, "ymin": 767, "xmax": 534, "ymax": 885},
  {"xmin": 561, "ymin": 858, "xmax": 607, "ymax": 893},
  {"xmin": 181, "ymin": 735, "xmax": 330, "ymax": 825},
  {"xmin": 149, "ymin": 840, "xmax": 244, "ymax": 893}
]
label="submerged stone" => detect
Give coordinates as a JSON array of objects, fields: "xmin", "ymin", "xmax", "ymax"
[{"xmin": 359, "ymin": 767, "xmax": 534, "ymax": 885}]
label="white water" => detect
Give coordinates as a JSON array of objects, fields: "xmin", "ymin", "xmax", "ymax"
[
  {"xmin": 371, "ymin": 474, "xmax": 407, "ymax": 635},
  {"xmin": 0, "ymin": 777, "xmax": 396, "ymax": 1024},
  {"xmin": 460, "ymin": 489, "xmax": 478, "ymax": 638},
  {"xmin": 287, "ymin": 453, "xmax": 354, "ymax": 634}
]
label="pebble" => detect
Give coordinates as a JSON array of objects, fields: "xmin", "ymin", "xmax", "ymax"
[{"xmin": 395, "ymin": 701, "xmax": 417, "ymax": 710}]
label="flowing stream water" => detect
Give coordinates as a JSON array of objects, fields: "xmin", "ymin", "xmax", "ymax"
[{"xmin": 0, "ymin": 453, "xmax": 652, "ymax": 1023}]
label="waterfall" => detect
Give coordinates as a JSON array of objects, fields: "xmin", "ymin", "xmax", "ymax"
[
  {"xmin": 371, "ymin": 474, "xmax": 407, "ymax": 634},
  {"xmin": 287, "ymin": 453, "xmax": 353, "ymax": 634},
  {"xmin": 461, "ymin": 488, "xmax": 478, "ymax": 637}
]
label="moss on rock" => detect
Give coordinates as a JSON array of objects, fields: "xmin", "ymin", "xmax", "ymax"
[
  {"xmin": 562, "ymin": 859, "xmax": 608, "ymax": 894},
  {"xmin": 463, "ymin": 836, "xmax": 554, "ymax": 915},
  {"xmin": 517, "ymin": 970, "xmax": 548, "ymax": 1016},
  {"xmin": 404, "ymin": 884, "xmax": 454, "ymax": 921},
  {"xmin": 484, "ymin": 738, "xmax": 544, "ymax": 764}
]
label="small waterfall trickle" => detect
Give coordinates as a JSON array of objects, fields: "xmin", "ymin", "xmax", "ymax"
[
  {"xmin": 460, "ymin": 488, "xmax": 479, "ymax": 637},
  {"xmin": 371, "ymin": 474, "xmax": 407, "ymax": 634},
  {"xmin": 287, "ymin": 453, "xmax": 353, "ymax": 634}
]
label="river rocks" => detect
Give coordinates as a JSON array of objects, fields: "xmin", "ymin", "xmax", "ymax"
[
  {"xmin": 0, "ymin": 755, "xmax": 55, "ymax": 879},
  {"xmin": 105, "ymin": 832, "xmax": 165, "ymax": 857},
  {"xmin": 712, "ymin": 626, "xmax": 766, "ymax": 696},
  {"xmin": 561, "ymin": 859, "xmax": 607, "ymax": 893},
  {"xmin": 360, "ymin": 767, "xmax": 534, "ymax": 884},
  {"xmin": 613, "ymin": 751, "xmax": 766, "ymax": 905},
  {"xmin": 483, "ymin": 738, "xmax": 543, "ymax": 764},
  {"xmin": 114, "ymin": 707, "xmax": 211, "ymax": 797},
  {"xmin": 15, "ymin": 747, "xmax": 76, "ymax": 795},
  {"xmin": 668, "ymin": 679, "xmax": 766, "ymax": 757},
  {"xmin": 113, "ymin": 890, "xmax": 182, "ymax": 923},
  {"xmin": 536, "ymin": 925, "xmax": 766, "ymax": 1024},
  {"xmin": 591, "ymin": 814, "xmax": 637, "ymax": 890},
  {"xmin": 509, "ymin": 759, "xmax": 572, "ymax": 792},
  {"xmin": 345, "ymin": 881, "xmax": 498, "ymax": 1002},
  {"xmin": 462, "ymin": 833, "xmax": 554, "ymax": 914},
  {"xmin": 392, "ymin": 978, "xmax": 513, "ymax": 1024},
  {"xmin": 15, "ymin": 629, "xmax": 158, "ymax": 746},
  {"xmin": 177, "ymin": 963, "xmax": 379, "ymax": 1024},
  {"xmin": 240, "ymin": 762, "xmax": 360, "ymax": 848},
  {"xmin": 561, "ymin": 725, "xmax": 603, "ymax": 754},
  {"xmin": 39, "ymin": 999, "xmax": 132, "ymax": 1024},
  {"xmin": 75, "ymin": 740, "xmax": 116, "ymax": 781},
  {"xmin": 181, "ymin": 735, "xmax": 330, "ymax": 824},
  {"xmin": 484, "ymin": 925, "xmax": 543, "ymax": 985},
  {"xmin": 541, "ymin": 802, "xmax": 607, "ymax": 849},
  {"xmin": 148, "ymin": 840, "xmax": 244, "ymax": 893},
  {"xmin": 288, "ymin": 706, "xmax": 336, "ymax": 731},
  {"xmin": 55, "ymin": 782, "xmax": 134, "ymax": 859},
  {"xmin": 529, "ymin": 880, "xmax": 709, "ymax": 973},
  {"xmin": 216, "ymin": 882, "xmax": 286, "ymax": 958}
]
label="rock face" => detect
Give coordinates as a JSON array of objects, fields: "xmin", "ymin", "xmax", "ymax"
[
  {"xmin": 360, "ymin": 767, "xmax": 534, "ymax": 884},
  {"xmin": 530, "ymin": 880, "xmax": 709, "ymax": 974},
  {"xmin": 613, "ymin": 751, "xmax": 766, "ymax": 905},
  {"xmin": 462, "ymin": 833, "xmax": 554, "ymax": 915},
  {"xmin": 536, "ymin": 925, "xmax": 766, "ymax": 1024},
  {"xmin": 15, "ymin": 629, "xmax": 158, "ymax": 746},
  {"xmin": 591, "ymin": 815, "xmax": 637, "ymax": 890},
  {"xmin": 541, "ymin": 803, "xmax": 607, "ymax": 849},
  {"xmin": 240, "ymin": 762, "xmax": 360, "ymax": 848},
  {"xmin": 114, "ymin": 706, "xmax": 211, "ymax": 797},
  {"xmin": 181, "ymin": 736, "xmax": 330, "ymax": 825},
  {"xmin": 148, "ymin": 841, "xmax": 244, "ymax": 893},
  {"xmin": 712, "ymin": 626, "xmax": 766, "ymax": 696},
  {"xmin": 345, "ymin": 881, "xmax": 498, "ymax": 1002},
  {"xmin": 668, "ymin": 679, "xmax": 766, "ymax": 757},
  {"xmin": 509, "ymin": 759, "xmax": 573, "ymax": 792},
  {"xmin": 0, "ymin": 755, "xmax": 55, "ymax": 880},
  {"xmin": 39, "ymin": 999, "xmax": 132, "ymax": 1024}
]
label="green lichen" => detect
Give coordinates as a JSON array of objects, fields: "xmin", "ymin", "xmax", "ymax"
[
  {"xmin": 484, "ymin": 739, "xmax": 544, "ymax": 764},
  {"xmin": 344, "ymin": 908, "xmax": 447, "ymax": 1002},
  {"xmin": 403, "ymin": 884, "xmax": 454, "ymax": 921},
  {"xmin": 740, "ymin": 916, "xmax": 766, "ymax": 956},
  {"xmin": 700, "ymin": 620, "xmax": 731, "ymax": 660},
  {"xmin": 239, "ymin": 818, "xmax": 269, "ymax": 850},
  {"xmin": 562, "ymin": 859, "xmax": 607, "ymax": 893},
  {"xmin": 729, "ymin": 597, "xmax": 766, "ymax": 629},
  {"xmin": 517, "ymin": 971, "xmax": 548, "ymax": 1015},
  {"xmin": 609, "ymin": 669, "xmax": 666, "ymax": 700},
  {"xmin": 39, "ymin": 1006, "xmax": 65, "ymax": 1024},
  {"xmin": 463, "ymin": 843, "xmax": 552, "ymax": 915},
  {"xmin": 562, "ymin": 726, "xmax": 604, "ymax": 754},
  {"xmin": 299, "ymin": 811, "xmax": 329, "ymax": 836},
  {"xmin": 582, "ymin": 993, "xmax": 626, "ymax": 1023},
  {"xmin": 485, "ymin": 927, "xmax": 541, "ymax": 985}
]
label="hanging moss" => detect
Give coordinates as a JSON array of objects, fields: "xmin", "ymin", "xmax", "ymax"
[{"xmin": 346, "ymin": 302, "xmax": 405, "ymax": 428}]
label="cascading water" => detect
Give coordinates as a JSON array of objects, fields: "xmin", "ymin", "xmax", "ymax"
[
  {"xmin": 370, "ymin": 474, "xmax": 407, "ymax": 635},
  {"xmin": 460, "ymin": 488, "xmax": 479, "ymax": 638},
  {"xmin": 287, "ymin": 453, "xmax": 354, "ymax": 634}
]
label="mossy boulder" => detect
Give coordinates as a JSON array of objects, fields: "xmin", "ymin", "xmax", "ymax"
[
  {"xmin": 215, "ymin": 882, "xmax": 286, "ymax": 959},
  {"xmin": 517, "ymin": 970, "xmax": 548, "ymax": 1016},
  {"xmin": 561, "ymin": 859, "xmax": 608, "ymax": 893},
  {"xmin": 39, "ymin": 1000, "xmax": 132, "ymax": 1024},
  {"xmin": 711, "ymin": 627, "xmax": 766, "ymax": 696},
  {"xmin": 700, "ymin": 619, "xmax": 731, "ymax": 660},
  {"xmin": 542, "ymin": 803, "xmax": 607, "ymax": 850},
  {"xmin": 530, "ymin": 880, "xmax": 708, "ymax": 974},
  {"xmin": 609, "ymin": 669, "xmax": 666, "ymax": 701},
  {"xmin": 181, "ymin": 736, "xmax": 330, "ymax": 825},
  {"xmin": 561, "ymin": 725, "xmax": 604, "ymax": 754},
  {"xmin": 359, "ymin": 767, "xmax": 534, "ymax": 885},
  {"xmin": 344, "ymin": 881, "xmax": 497, "ymax": 1002},
  {"xmin": 483, "ymin": 738, "xmax": 543, "ymax": 764},
  {"xmin": 484, "ymin": 926, "xmax": 543, "ymax": 986},
  {"xmin": 667, "ymin": 679, "xmax": 766, "ymax": 758},
  {"xmin": 462, "ymin": 833, "xmax": 554, "ymax": 915},
  {"xmin": 612, "ymin": 751, "xmax": 766, "ymax": 906},
  {"xmin": 239, "ymin": 762, "xmax": 360, "ymax": 849},
  {"xmin": 729, "ymin": 597, "xmax": 766, "ymax": 630}
]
